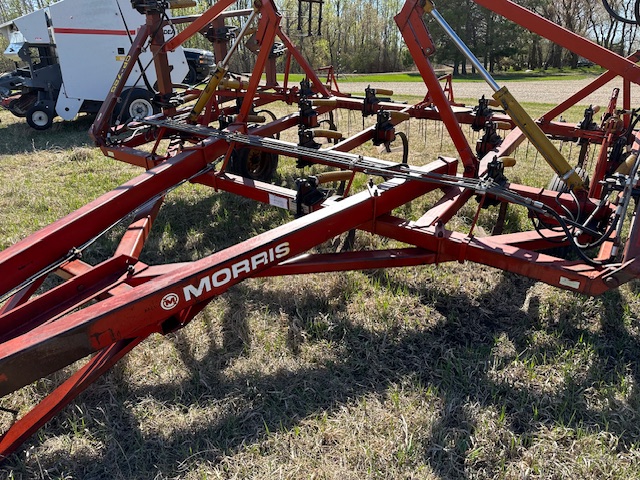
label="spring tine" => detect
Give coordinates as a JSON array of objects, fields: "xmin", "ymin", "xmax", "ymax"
[{"xmin": 423, "ymin": 120, "xmax": 427, "ymax": 146}]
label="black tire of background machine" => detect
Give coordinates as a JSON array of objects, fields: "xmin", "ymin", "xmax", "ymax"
[
  {"xmin": 114, "ymin": 88, "xmax": 156, "ymax": 124},
  {"xmin": 26, "ymin": 104, "xmax": 54, "ymax": 130}
]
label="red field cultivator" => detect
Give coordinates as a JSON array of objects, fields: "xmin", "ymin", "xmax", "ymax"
[{"xmin": 1, "ymin": 0, "xmax": 640, "ymax": 460}]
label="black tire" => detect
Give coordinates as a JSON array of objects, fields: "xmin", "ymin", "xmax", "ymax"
[
  {"xmin": 184, "ymin": 64, "xmax": 198, "ymax": 85},
  {"xmin": 547, "ymin": 167, "xmax": 589, "ymax": 193},
  {"xmin": 114, "ymin": 88, "xmax": 155, "ymax": 124},
  {"xmin": 228, "ymin": 148, "xmax": 278, "ymax": 182},
  {"xmin": 26, "ymin": 105, "xmax": 54, "ymax": 130},
  {"xmin": 544, "ymin": 167, "xmax": 589, "ymax": 259}
]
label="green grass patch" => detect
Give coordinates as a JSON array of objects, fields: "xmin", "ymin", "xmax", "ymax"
[{"xmin": 277, "ymin": 69, "xmax": 602, "ymax": 84}]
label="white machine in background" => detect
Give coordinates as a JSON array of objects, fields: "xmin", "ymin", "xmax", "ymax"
[{"xmin": 0, "ymin": 0, "xmax": 191, "ymax": 129}]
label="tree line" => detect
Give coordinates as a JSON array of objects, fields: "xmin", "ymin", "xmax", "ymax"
[
  {"xmin": 1, "ymin": 0, "xmax": 638, "ymax": 75},
  {"xmin": 291, "ymin": 0, "xmax": 639, "ymax": 74}
]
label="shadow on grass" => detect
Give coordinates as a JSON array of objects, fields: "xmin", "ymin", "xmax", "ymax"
[
  {"xmin": 2, "ymin": 189, "xmax": 639, "ymax": 479},
  {"xmin": 3, "ymin": 268, "xmax": 639, "ymax": 479}
]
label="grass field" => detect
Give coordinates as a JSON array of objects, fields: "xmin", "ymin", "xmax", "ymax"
[
  {"xmin": 278, "ymin": 69, "xmax": 601, "ymax": 85},
  {"xmin": 1, "ymin": 90, "xmax": 640, "ymax": 480}
]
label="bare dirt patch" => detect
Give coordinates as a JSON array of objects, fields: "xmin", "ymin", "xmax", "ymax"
[{"xmin": 341, "ymin": 77, "xmax": 639, "ymax": 109}]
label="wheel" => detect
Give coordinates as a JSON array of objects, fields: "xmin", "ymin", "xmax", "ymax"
[
  {"xmin": 114, "ymin": 88, "xmax": 155, "ymax": 124},
  {"xmin": 26, "ymin": 105, "xmax": 54, "ymax": 130},
  {"xmin": 183, "ymin": 64, "xmax": 198, "ymax": 85},
  {"xmin": 544, "ymin": 167, "xmax": 589, "ymax": 258},
  {"xmin": 547, "ymin": 167, "xmax": 589, "ymax": 193},
  {"xmin": 228, "ymin": 148, "xmax": 278, "ymax": 182}
]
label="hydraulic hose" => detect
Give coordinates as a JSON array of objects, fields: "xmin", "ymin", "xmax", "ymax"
[{"xmin": 601, "ymin": 0, "xmax": 640, "ymax": 24}]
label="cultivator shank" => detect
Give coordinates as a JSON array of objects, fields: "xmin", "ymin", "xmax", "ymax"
[{"xmin": 1, "ymin": 0, "xmax": 640, "ymax": 460}]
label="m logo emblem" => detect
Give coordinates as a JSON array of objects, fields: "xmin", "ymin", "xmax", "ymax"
[{"xmin": 160, "ymin": 293, "xmax": 179, "ymax": 310}]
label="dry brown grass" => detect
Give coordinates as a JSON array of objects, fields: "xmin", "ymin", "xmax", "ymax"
[{"xmin": 1, "ymin": 93, "xmax": 640, "ymax": 480}]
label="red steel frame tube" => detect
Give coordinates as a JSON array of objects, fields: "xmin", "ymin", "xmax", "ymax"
[
  {"xmin": 540, "ymin": 52, "xmax": 640, "ymax": 124},
  {"xmin": 395, "ymin": 0, "xmax": 478, "ymax": 175},
  {"xmin": 0, "ymin": 159, "xmax": 453, "ymax": 397},
  {"xmin": 0, "ymin": 143, "xmax": 222, "ymax": 299}
]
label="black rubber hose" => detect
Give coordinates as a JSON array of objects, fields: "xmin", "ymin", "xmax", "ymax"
[{"xmin": 602, "ymin": 0, "xmax": 638, "ymax": 24}]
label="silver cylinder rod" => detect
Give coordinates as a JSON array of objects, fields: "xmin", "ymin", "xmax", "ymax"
[
  {"xmin": 221, "ymin": 9, "xmax": 258, "ymax": 66},
  {"xmin": 427, "ymin": 5, "xmax": 500, "ymax": 92}
]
